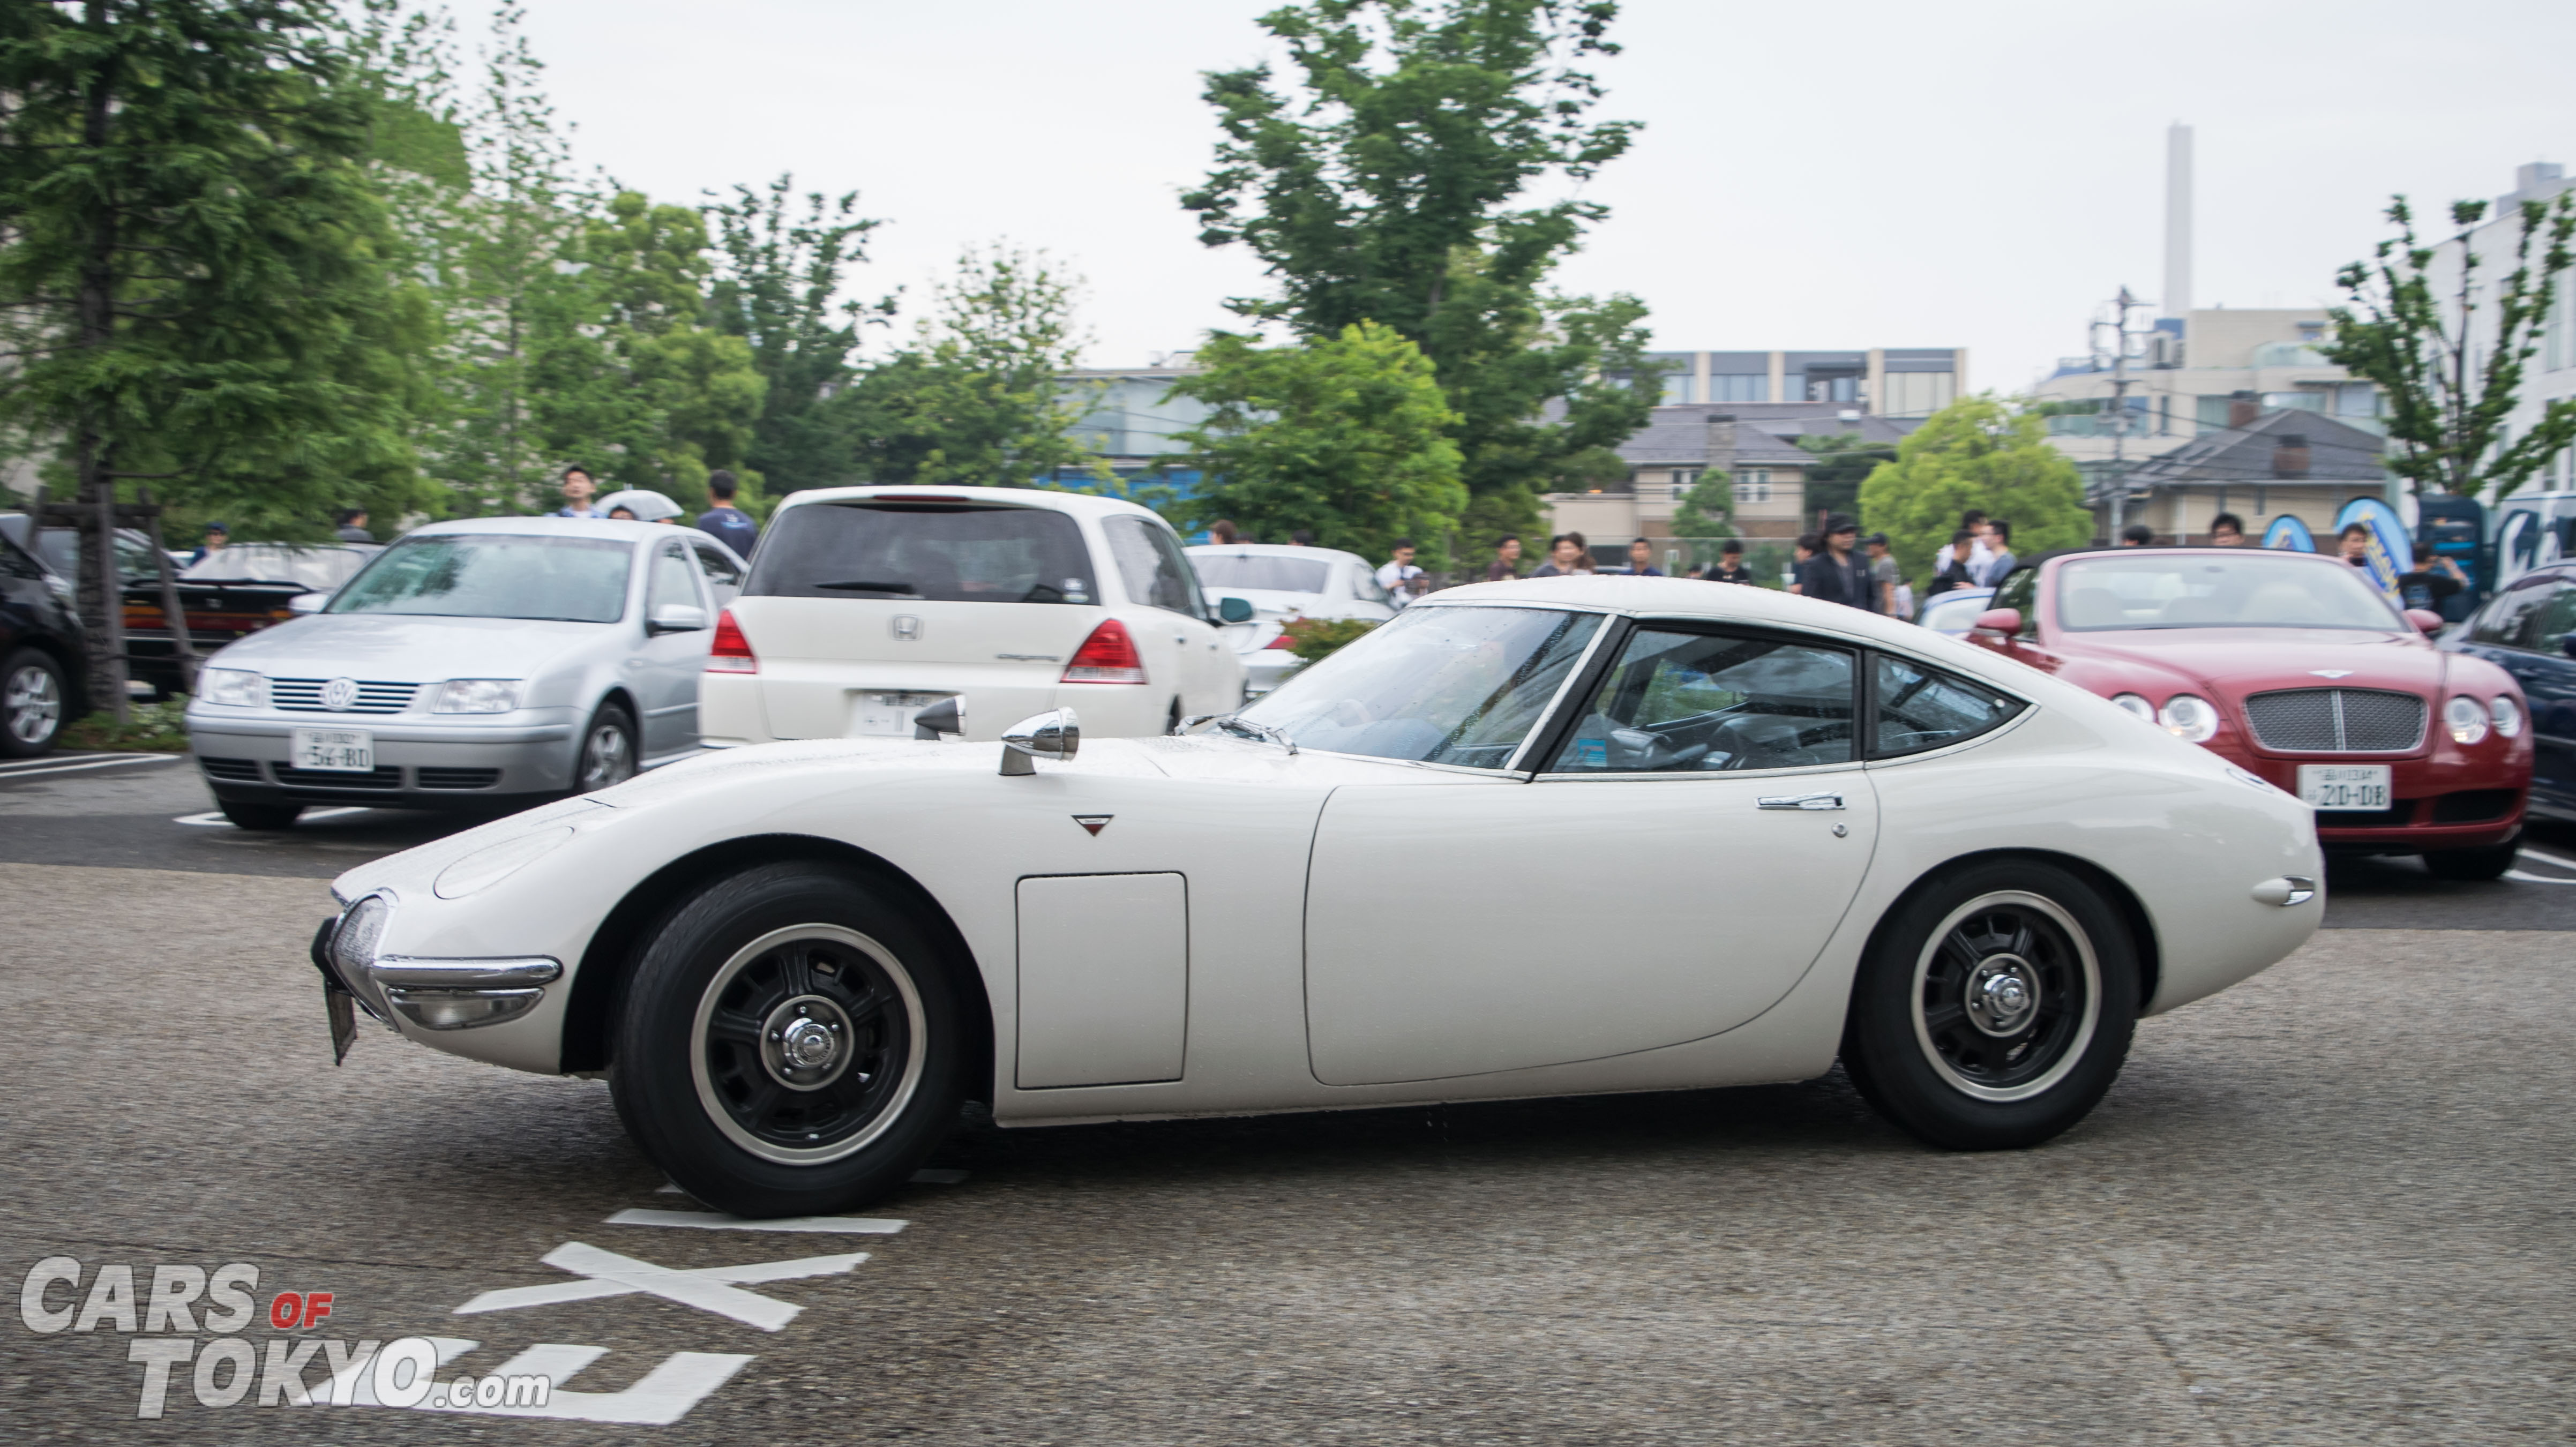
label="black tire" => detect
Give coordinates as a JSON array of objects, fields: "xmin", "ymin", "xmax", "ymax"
[
  {"xmin": 2, "ymin": 648, "xmax": 68, "ymax": 758},
  {"xmin": 2423, "ymin": 835, "xmax": 2520, "ymax": 881},
  {"xmin": 609, "ymin": 861, "xmax": 964, "ymax": 1217},
  {"xmin": 1841, "ymin": 859, "xmax": 2139, "ymax": 1151},
  {"xmin": 573, "ymin": 700, "xmax": 638, "ymax": 793},
  {"xmin": 219, "ymin": 798, "xmax": 303, "ymax": 831}
]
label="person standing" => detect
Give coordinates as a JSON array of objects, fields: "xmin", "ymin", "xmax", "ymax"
[
  {"xmin": 1923, "ymin": 529, "xmax": 1977, "ymax": 597},
  {"xmin": 1484, "ymin": 535, "xmax": 1524, "ymax": 581},
  {"xmin": 1288, "ymin": 529, "xmax": 1316, "ymax": 547},
  {"xmin": 695, "ymin": 470, "xmax": 759, "ymax": 558},
  {"xmin": 334, "ymin": 508, "xmax": 375, "ymax": 543},
  {"xmin": 1622, "ymin": 538, "xmax": 1663, "ymax": 576},
  {"xmin": 555, "ymin": 466, "xmax": 601, "ymax": 518},
  {"xmin": 2118, "ymin": 523, "xmax": 2154, "ymax": 547},
  {"xmin": 1971, "ymin": 520, "xmax": 2016, "ymax": 586},
  {"xmin": 1208, "ymin": 519, "xmax": 1240, "ymax": 546},
  {"xmin": 1375, "ymin": 539, "xmax": 1426, "ymax": 607},
  {"xmin": 1795, "ymin": 516, "xmax": 1877, "ymax": 611},
  {"xmin": 1786, "ymin": 532, "xmax": 1820, "ymax": 594},
  {"xmin": 189, "ymin": 522, "xmax": 228, "ymax": 566},
  {"xmin": 1863, "ymin": 531, "xmax": 1901, "ymax": 617},
  {"xmin": 1530, "ymin": 533, "xmax": 1593, "ymax": 577},
  {"xmin": 2208, "ymin": 513, "xmax": 2248, "ymax": 546},
  {"xmin": 1932, "ymin": 509, "xmax": 1990, "ymax": 579},
  {"xmin": 1706, "ymin": 539, "xmax": 1755, "ymax": 584}
]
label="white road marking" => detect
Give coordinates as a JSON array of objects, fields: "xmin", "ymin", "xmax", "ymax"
[
  {"xmin": 2504, "ymin": 870, "xmax": 2576, "ymax": 886},
  {"xmin": 0, "ymin": 753, "xmax": 181, "ymax": 780},
  {"xmin": 607, "ymin": 1208, "xmax": 909, "ymax": 1234},
  {"xmin": 656, "ymin": 1169, "xmax": 963, "ymax": 1194},
  {"xmin": 453, "ymin": 1241, "xmax": 868, "ymax": 1332},
  {"xmin": 330, "ymin": 1338, "xmax": 751, "ymax": 1424},
  {"xmin": 0, "ymin": 752, "xmax": 126, "ymax": 774},
  {"xmin": 2515, "ymin": 847, "xmax": 2576, "ymax": 872},
  {"xmin": 173, "ymin": 805, "xmax": 370, "ymax": 827}
]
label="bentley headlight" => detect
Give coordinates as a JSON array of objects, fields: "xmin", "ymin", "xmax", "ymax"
[
  {"xmin": 2157, "ymin": 694, "xmax": 2220, "ymax": 743},
  {"xmin": 433, "ymin": 678, "xmax": 522, "ymax": 714},
  {"xmin": 2445, "ymin": 695, "xmax": 2489, "ymax": 745},
  {"xmin": 2109, "ymin": 693, "xmax": 2156, "ymax": 723},
  {"xmin": 2489, "ymin": 695, "xmax": 2523, "ymax": 739},
  {"xmin": 435, "ymin": 826, "xmax": 574, "ymax": 900},
  {"xmin": 201, "ymin": 669, "xmax": 268, "ymax": 708}
]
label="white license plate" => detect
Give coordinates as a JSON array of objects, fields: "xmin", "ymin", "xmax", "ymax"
[
  {"xmin": 2298, "ymin": 763, "xmax": 2392, "ymax": 811},
  {"xmin": 291, "ymin": 728, "xmax": 374, "ymax": 773},
  {"xmin": 852, "ymin": 693, "xmax": 945, "ymax": 738}
]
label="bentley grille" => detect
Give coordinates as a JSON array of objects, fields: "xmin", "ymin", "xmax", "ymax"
[{"xmin": 2242, "ymin": 688, "xmax": 2425, "ymax": 753}]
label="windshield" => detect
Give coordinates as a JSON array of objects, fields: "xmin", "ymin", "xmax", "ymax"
[
  {"xmin": 328, "ymin": 534, "xmax": 632, "ymax": 623},
  {"xmin": 1236, "ymin": 605, "xmax": 1601, "ymax": 767},
  {"xmin": 745, "ymin": 502, "xmax": 1094, "ymax": 604},
  {"xmin": 181, "ymin": 545, "xmax": 370, "ymax": 590},
  {"xmin": 2056, "ymin": 554, "xmax": 2405, "ymax": 632},
  {"xmin": 1188, "ymin": 552, "xmax": 1331, "ymax": 595}
]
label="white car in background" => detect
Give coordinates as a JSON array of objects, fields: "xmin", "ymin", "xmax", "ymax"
[
  {"xmin": 700, "ymin": 487, "xmax": 1241, "ymax": 744},
  {"xmin": 1185, "ymin": 543, "xmax": 1398, "ymax": 698}
]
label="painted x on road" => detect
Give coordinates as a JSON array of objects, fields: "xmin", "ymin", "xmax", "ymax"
[{"xmin": 452, "ymin": 1242, "xmax": 870, "ymax": 1332}]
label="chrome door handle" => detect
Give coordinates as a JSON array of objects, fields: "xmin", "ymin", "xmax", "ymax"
[{"xmin": 1757, "ymin": 792, "xmax": 1845, "ymax": 811}]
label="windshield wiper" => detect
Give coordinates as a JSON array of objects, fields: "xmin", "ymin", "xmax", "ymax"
[{"xmin": 813, "ymin": 580, "xmax": 917, "ymax": 594}]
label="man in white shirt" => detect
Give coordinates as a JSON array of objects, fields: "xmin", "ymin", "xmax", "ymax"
[
  {"xmin": 1374, "ymin": 538, "xmax": 1426, "ymax": 607},
  {"xmin": 1931, "ymin": 508, "xmax": 1990, "ymax": 579},
  {"xmin": 1970, "ymin": 519, "xmax": 2016, "ymax": 587}
]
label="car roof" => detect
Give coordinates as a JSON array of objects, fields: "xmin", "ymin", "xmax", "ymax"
[
  {"xmin": 2019, "ymin": 544, "xmax": 2349, "ymax": 571},
  {"xmin": 771, "ymin": 484, "xmax": 1167, "ymax": 524},
  {"xmin": 1423, "ymin": 575, "xmax": 1964, "ymax": 650},
  {"xmin": 1185, "ymin": 542, "xmax": 1372, "ymax": 569},
  {"xmin": 407, "ymin": 516, "xmax": 691, "ymax": 545}
]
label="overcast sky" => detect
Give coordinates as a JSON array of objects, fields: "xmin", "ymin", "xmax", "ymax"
[{"xmin": 520, "ymin": 0, "xmax": 2575, "ymax": 393}]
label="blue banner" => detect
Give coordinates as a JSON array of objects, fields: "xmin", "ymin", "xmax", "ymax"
[
  {"xmin": 2333, "ymin": 498, "xmax": 2413, "ymax": 601},
  {"xmin": 2263, "ymin": 515, "xmax": 2315, "ymax": 552}
]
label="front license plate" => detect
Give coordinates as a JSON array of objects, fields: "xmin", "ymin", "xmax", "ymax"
[
  {"xmin": 852, "ymin": 692, "xmax": 944, "ymax": 738},
  {"xmin": 291, "ymin": 728, "xmax": 373, "ymax": 773},
  {"xmin": 2298, "ymin": 763, "xmax": 2392, "ymax": 811}
]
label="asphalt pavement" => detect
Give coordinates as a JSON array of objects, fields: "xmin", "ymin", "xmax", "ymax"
[{"xmin": 2, "ymin": 756, "xmax": 2572, "ymax": 1443}]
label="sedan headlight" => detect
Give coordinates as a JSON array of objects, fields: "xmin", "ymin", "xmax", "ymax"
[
  {"xmin": 201, "ymin": 668, "xmax": 268, "ymax": 708},
  {"xmin": 2444, "ymin": 695, "xmax": 2490, "ymax": 745},
  {"xmin": 2157, "ymin": 694, "xmax": 2220, "ymax": 743},
  {"xmin": 433, "ymin": 678, "xmax": 523, "ymax": 714},
  {"xmin": 2490, "ymin": 696, "xmax": 2523, "ymax": 739},
  {"xmin": 2109, "ymin": 693, "xmax": 2156, "ymax": 723}
]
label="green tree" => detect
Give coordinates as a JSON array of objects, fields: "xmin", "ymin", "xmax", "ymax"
[
  {"xmin": 838, "ymin": 246, "xmax": 1102, "ymax": 487},
  {"xmin": 2324, "ymin": 192, "xmax": 2576, "ymax": 502},
  {"xmin": 1169, "ymin": 322, "xmax": 1466, "ymax": 564},
  {"xmin": 707, "ymin": 176, "xmax": 894, "ymax": 500},
  {"xmin": 1858, "ymin": 397, "xmax": 2089, "ymax": 584},
  {"xmin": 1671, "ymin": 470, "xmax": 1732, "ymax": 537},
  {"xmin": 0, "ymin": 0, "xmax": 430, "ymax": 712},
  {"xmin": 1184, "ymin": 1, "xmax": 1660, "ymax": 530}
]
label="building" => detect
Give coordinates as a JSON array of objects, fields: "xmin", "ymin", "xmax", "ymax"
[
  {"xmin": 1057, "ymin": 357, "xmax": 1211, "ymax": 482},
  {"xmin": 1541, "ymin": 400, "xmax": 1934, "ymax": 550},
  {"xmin": 1627, "ymin": 348, "xmax": 1968, "ymax": 416},
  {"xmin": 2435, "ymin": 162, "xmax": 2576, "ymax": 497},
  {"xmin": 2113, "ymin": 406, "xmax": 2393, "ymax": 540}
]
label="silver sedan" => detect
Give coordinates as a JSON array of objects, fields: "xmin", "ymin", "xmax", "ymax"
[{"xmin": 183, "ymin": 517, "xmax": 745, "ymax": 829}]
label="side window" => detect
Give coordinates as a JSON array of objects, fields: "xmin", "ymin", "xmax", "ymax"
[
  {"xmin": 1871, "ymin": 655, "xmax": 2025, "ymax": 758},
  {"xmin": 2473, "ymin": 583, "xmax": 2552, "ymax": 649},
  {"xmin": 691, "ymin": 539, "xmax": 744, "ymax": 604},
  {"xmin": 1104, "ymin": 516, "xmax": 1204, "ymax": 620},
  {"xmin": 0, "ymin": 538, "xmax": 40, "ymax": 580},
  {"xmin": 1547, "ymin": 627, "xmax": 1855, "ymax": 774},
  {"xmin": 1991, "ymin": 566, "xmax": 2039, "ymax": 634},
  {"xmin": 2533, "ymin": 582, "xmax": 2576, "ymax": 657},
  {"xmin": 647, "ymin": 543, "xmax": 701, "ymax": 614}
]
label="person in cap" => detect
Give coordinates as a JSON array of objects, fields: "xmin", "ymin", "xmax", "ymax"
[
  {"xmin": 190, "ymin": 522, "xmax": 229, "ymax": 566},
  {"xmin": 1795, "ymin": 514, "xmax": 1877, "ymax": 611}
]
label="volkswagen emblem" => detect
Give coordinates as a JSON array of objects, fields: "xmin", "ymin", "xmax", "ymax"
[
  {"xmin": 319, "ymin": 677, "xmax": 361, "ymax": 711},
  {"xmin": 891, "ymin": 615, "xmax": 924, "ymax": 642},
  {"xmin": 2309, "ymin": 669, "xmax": 2354, "ymax": 679}
]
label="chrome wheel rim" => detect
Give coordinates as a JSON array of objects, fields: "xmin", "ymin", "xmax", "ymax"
[
  {"xmin": 578, "ymin": 719, "xmax": 632, "ymax": 791},
  {"xmin": 689, "ymin": 924, "xmax": 928, "ymax": 1165},
  {"xmin": 1911, "ymin": 890, "xmax": 2100, "ymax": 1104},
  {"xmin": 6, "ymin": 663, "xmax": 61, "ymax": 746}
]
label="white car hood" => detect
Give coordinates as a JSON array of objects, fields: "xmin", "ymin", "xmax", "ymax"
[{"xmin": 207, "ymin": 613, "xmax": 613, "ymax": 680}]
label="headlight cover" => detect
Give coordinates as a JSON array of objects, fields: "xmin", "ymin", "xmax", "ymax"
[
  {"xmin": 434, "ymin": 678, "xmax": 523, "ymax": 714},
  {"xmin": 330, "ymin": 892, "xmax": 392, "ymax": 1015},
  {"xmin": 201, "ymin": 668, "xmax": 268, "ymax": 708},
  {"xmin": 2109, "ymin": 693, "xmax": 2156, "ymax": 723},
  {"xmin": 2444, "ymin": 695, "xmax": 2490, "ymax": 745},
  {"xmin": 434, "ymin": 826, "xmax": 575, "ymax": 900},
  {"xmin": 2158, "ymin": 694, "xmax": 2220, "ymax": 743},
  {"xmin": 2490, "ymin": 695, "xmax": 2523, "ymax": 738}
]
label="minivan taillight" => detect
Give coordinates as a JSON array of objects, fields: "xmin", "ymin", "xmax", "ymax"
[
  {"xmin": 707, "ymin": 609, "xmax": 758, "ymax": 673},
  {"xmin": 1061, "ymin": 618, "xmax": 1148, "ymax": 684}
]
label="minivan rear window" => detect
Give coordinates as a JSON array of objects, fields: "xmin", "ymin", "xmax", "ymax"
[{"xmin": 744, "ymin": 503, "xmax": 1095, "ymax": 604}]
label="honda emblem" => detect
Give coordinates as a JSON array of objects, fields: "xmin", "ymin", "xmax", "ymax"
[{"xmin": 891, "ymin": 615, "xmax": 923, "ymax": 642}]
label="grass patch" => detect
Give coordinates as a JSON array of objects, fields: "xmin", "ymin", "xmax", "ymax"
[{"xmin": 58, "ymin": 695, "xmax": 192, "ymax": 753}]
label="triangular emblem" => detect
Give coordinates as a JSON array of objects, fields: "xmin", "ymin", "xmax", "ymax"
[
  {"xmin": 1072, "ymin": 815, "xmax": 1112, "ymax": 836},
  {"xmin": 2310, "ymin": 669, "xmax": 2354, "ymax": 679}
]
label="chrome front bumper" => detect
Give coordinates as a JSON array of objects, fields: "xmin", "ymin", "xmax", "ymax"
[
  {"xmin": 189, "ymin": 707, "xmax": 578, "ymax": 803},
  {"xmin": 311, "ymin": 908, "xmax": 562, "ymax": 1034}
]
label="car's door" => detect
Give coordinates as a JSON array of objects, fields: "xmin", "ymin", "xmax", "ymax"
[
  {"xmin": 2458, "ymin": 578, "xmax": 2576, "ymax": 809},
  {"xmin": 1301, "ymin": 617, "xmax": 1880, "ymax": 1086},
  {"xmin": 1103, "ymin": 515, "xmax": 1229, "ymax": 722},
  {"xmin": 636, "ymin": 538, "xmax": 710, "ymax": 756}
]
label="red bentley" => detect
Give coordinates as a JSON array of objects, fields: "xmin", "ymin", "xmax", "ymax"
[{"xmin": 1963, "ymin": 547, "xmax": 2532, "ymax": 879}]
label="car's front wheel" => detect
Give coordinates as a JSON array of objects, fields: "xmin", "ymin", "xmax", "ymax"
[
  {"xmin": 1841, "ymin": 859, "xmax": 2139, "ymax": 1150},
  {"xmin": 2, "ymin": 648, "xmax": 68, "ymax": 758},
  {"xmin": 609, "ymin": 861, "xmax": 964, "ymax": 1217},
  {"xmin": 574, "ymin": 701, "xmax": 636, "ymax": 793}
]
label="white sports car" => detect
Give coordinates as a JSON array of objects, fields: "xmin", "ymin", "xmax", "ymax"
[{"xmin": 312, "ymin": 578, "xmax": 2323, "ymax": 1217}]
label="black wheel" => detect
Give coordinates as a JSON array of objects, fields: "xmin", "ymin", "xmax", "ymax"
[
  {"xmin": 219, "ymin": 798, "xmax": 303, "ymax": 831},
  {"xmin": 2423, "ymin": 836, "xmax": 2520, "ymax": 881},
  {"xmin": 1841, "ymin": 859, "xmax": 2139, "ymax": 1151},
  {"xmin": 2, "ymin": 648, "xmax": 68, "ymax": 758},
  {"xmin": 573, "ymin": 701, "xmax": 637, "ymax": 793},
  {"xmin": 609, "ymin": 861, "xmax": 963, "ymax": 1217}
]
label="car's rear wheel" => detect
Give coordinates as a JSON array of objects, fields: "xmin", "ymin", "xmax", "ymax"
[
  {"xmin": 574, "ymin": 701, "xmax": 636, "ymax": 793},
  {"xmin": 2423, "ymin": 835, "xmax": 2520, "ymax": 881},
  {"xmin": 609, "ymin": 861, "xmax": 963, "ymax": 1217},
  {"xmin": 1842, "ymin": 859, "xmax": 2139, "ymax": 1150},
  {"xmin": 219, "ymin": 799, "xmax": 303, "ymax": 831},
  {"xmin": 2, "ymin": 648, "xmax": 68, "ymax": 758}
]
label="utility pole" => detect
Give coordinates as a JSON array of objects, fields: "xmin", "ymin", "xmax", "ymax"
[{"xmin": 2091, "ymin": 287, "xmax": 2151, "ymax": 539}]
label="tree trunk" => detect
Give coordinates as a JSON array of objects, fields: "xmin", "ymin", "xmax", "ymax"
[{"xmin": 76, "ymin": 12, "xmax": 128, "ymax": 721}]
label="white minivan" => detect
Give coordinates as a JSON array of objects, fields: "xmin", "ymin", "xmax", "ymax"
[{"xmin": 699, "ymin": 487, "xmax": 1244, "ymax": 744}]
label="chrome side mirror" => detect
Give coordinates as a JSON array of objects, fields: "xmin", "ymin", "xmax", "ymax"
[
  {"xmin": 648, "ymin": 603, "xmax": 707, "ymax": 634},
  {"xmin": 288, "ymin": 591, "xmax": 328, "ymax": 615},
  {"xmin": 1000, "ymin": 708, "xmax": 1079, "ymax": 776},
  {"xmin": 912, "ymin": 696, "xmax": 964, "ymax": 740}
]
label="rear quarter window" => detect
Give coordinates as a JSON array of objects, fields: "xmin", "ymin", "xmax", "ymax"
[{"xmin": 745, "ymin": 502, "xmax": 1095, "ymax": 604}]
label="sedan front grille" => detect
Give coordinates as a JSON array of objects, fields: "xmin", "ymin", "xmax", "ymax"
[
  {"xmin": 269, "ymin": 678, "xmax": 419, "ymax": 714},
  {"xmin": 2242, "ymin": 688, "xmax": 2425, "ymax": 753},
  {"xmin": 416, "ymin": 767, "xmax": 501, "ymax": 790},
  {"xmin": 273, "ymin": 764, "xmax": 403, "ymax": 789},
  {"xmin": 198, "ymin": 757, "xmax": 261, "ymax": 782}
]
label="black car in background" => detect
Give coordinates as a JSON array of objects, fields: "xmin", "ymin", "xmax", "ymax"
[
  {"xmin": 2445, "ymin": 561, "xmax": 2576, "ymax": 821},
  {"xmin": 120, "ymin": 542, "xmax": 379, "ymax": 698},
  {"xmin": 0, "ymin": 516, "xmax": 89, "ymax": 756}
]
